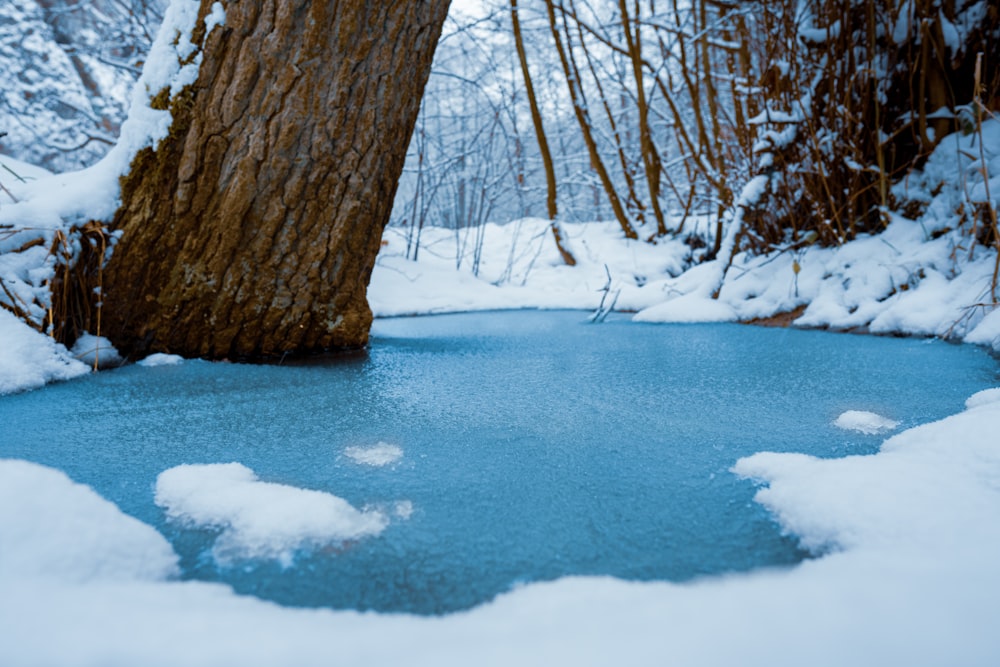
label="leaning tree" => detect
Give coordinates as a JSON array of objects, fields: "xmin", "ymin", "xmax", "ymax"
[{"xmin": 99, "ymin": 0, "xmax": 450, "ymax": 359}]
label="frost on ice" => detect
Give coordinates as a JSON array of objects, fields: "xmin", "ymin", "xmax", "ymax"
[
  {"xmin": 154, "ymin": 463, "xmax": 388, "ymax": 564},
  {"xmin": 344, "ymin": 442, "xmax": 404, "ymax": 467},
  {"xmin": 832, "ymin": 410, "xmax": 900, "ymax": 435}
]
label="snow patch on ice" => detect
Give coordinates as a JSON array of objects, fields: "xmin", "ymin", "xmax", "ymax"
[
  {"xmin": 0, "ymin": 459, "xmax": 178, "ymax": 583},
  {"xmin": 344, "ymin": 442, "xmax": 403, "ymax": 467},
  {"xmin": 833, "ymin": 410, "xmax": 900, "ymax": 435},
  {"xmin": 734, "ymin": 391, "xmax": 1000, "ymax": 559},
  {"xmin": 137, "ymin": 352, "xmax": 185, "ymax": 367},
  {"xmin": 69, "ymin": 333, "xmax": 123, "ymax": 369},
  {"xmin": 393, "ymin": 500, "xmax": 414, "ymax": 520},
  {"xmin": 154, "ymin": 463, "xmax": 388, "ymax": 564}
]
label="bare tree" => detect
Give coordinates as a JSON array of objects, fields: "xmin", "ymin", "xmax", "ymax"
[{"xmin": 511, "ymin": 0, "xmax": 576, "ymax": 264}]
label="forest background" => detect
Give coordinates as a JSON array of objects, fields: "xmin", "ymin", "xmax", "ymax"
[{"xmin": 1, "ymin": 0, "xmax": 999, "ymax": 351}]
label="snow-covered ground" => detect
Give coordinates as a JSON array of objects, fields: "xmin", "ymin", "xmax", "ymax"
[{"xmin": 1, "ymin": 1, "xmax": 999, "ymax": 661}]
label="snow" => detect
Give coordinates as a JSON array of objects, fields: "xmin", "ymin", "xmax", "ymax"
[
  {"xmin": 832, "ymin": 410, "xmax": 900, "ymax": 435},
  {"xmin": 69, "ymin": 332, "xmax": 123, "ymax": 369},
  {"xmin": 0, "ymin": 459, "xmax": 178, "ymax": 583},
  {"xmin": 0, "ymin": 310, "xmax": 88, "ymax": 395},
  {"xmin": 137, "ymin": 352, "xmax": 185, "ymax": 367},
  {"xmin": 965, "ymin": 387, "xmax": 1000, "ymax": 409},
  {"xmin": 154, "ymin": 463, "xmax": 389, "ymax": 565},
  {"xmin": 344, "ymin": 442, "xmax": 404, "ymax": 467}
]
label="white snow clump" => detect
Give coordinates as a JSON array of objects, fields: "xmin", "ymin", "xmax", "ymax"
[
  {"xmin": 832, "ymin": 410, "xmax": 899, "ymax": 435},
  {"xmin": 69, "ymin": 332, "xmax": 123, "ymax": 369},
  {"xmin": 154, "ymin": 463, "xmax": 388, "ymax": 564},
  {"xmin": 137, "ymin": 352, "xmax": 185, "ymax": 367},
  {"xmin": 344, "ymin": 442, "xmax": 404, "ymax": 467}
]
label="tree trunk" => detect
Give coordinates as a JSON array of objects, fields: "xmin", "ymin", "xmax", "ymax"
[
  {"xmin": 102, "ymin": 0, "xmax": 450, "ymax": 360},
  {"xmin": 510, "ymin": 0, "xmax": 575, "ymax": 266}
]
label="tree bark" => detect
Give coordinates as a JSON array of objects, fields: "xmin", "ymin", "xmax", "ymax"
[{"xmin": 102, "ymin": 0, "xmax": 450, "ymax": 360}]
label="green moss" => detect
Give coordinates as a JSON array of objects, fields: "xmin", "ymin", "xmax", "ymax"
[{"xmin": 149, "ymin": 87, "xmax": 171, "ymax": 111}]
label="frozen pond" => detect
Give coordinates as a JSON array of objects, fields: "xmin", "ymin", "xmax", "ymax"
[{"xmin": 1, "ymin": 311, "xmax": 997, "ymax": 614}]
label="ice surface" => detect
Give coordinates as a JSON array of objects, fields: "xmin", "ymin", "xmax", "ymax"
[
  {"xmin": 0, "ymin": 459, "xmax": 178, "ymax": 583},
  {"xmin": 833, "ymin": 410, "xmax": 900, "ymax": 435},
  {"xmin": 343, "ymin": 442, "xmax": 403, "ymax": 467},
  {"xmin": 154, "ymin": 463, "xmax": 388, "ymax": 563}
]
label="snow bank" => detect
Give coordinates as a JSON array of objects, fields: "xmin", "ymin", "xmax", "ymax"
[
  {"xmin": 0, "ymin": 459, "xmax": 178, "ymax": 583},
  {"xmin": 735, "ymin": 389, "xmax": 1000, "ymax": 559},
  {"xmin": 3, "ymin": 389, "xmax": 1000, "ymax": 665},
  {"xmin": 0, "ymin": 310, "xmax": 88, "ymax": 395},
  {"xmin": 370, "ymin": 219, "xmax": 692, "ymax": 316},
  {"xmin": 371, "ymin": 121, "xmax": 1000, "ymax": 356},
  {"xmin": 154, "ymin": 463, "xmax": 388, "ymax": 564},
  {"xmin": 343, "ymin": 442, "xmax": 403, "ymax": 467},
  {"xmin": 833, "ymin": 410, "xmax": 899, "ymax": 435}
]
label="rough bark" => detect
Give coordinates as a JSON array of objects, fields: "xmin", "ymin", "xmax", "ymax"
[{"xmin": 102, "ymin": 0, "xmax": 450, "ymax": 360}]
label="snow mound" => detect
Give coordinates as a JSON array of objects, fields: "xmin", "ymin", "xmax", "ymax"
[
  {"xmin": 965, "ymin": 307, "xmax": 1000, "ymax": 353},
  {"xmin": 137, "ymin": 352, "xmax": 185, "ymax": 367},
  {"xmin": 832, "ymin": 410, "xmax": 899, "ymax": 434},
  {"xmin": 69, "ymin": 333, "xmax": 123, "ymax": 369},
  {"xmin": 154, "ymin": 463, "xmax": 388, "ymax": 564},
  {"xmin": 734, "ymin": 391, "xmax": 1000, "ymax": 558},
  {"xmin": 344, "ymin": 442, "xmax": 403, "ymax": 467},
  {"xmin": 0, "ymin": 459, "xmax": 178, "ymax": 583},
  {"xmin": 965, "ymin": 387, "xmax": 1000, "ymax": 410},
  {"xmin": 0, "ymin": 310, "xmax": 89, "ymax": 395}
]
